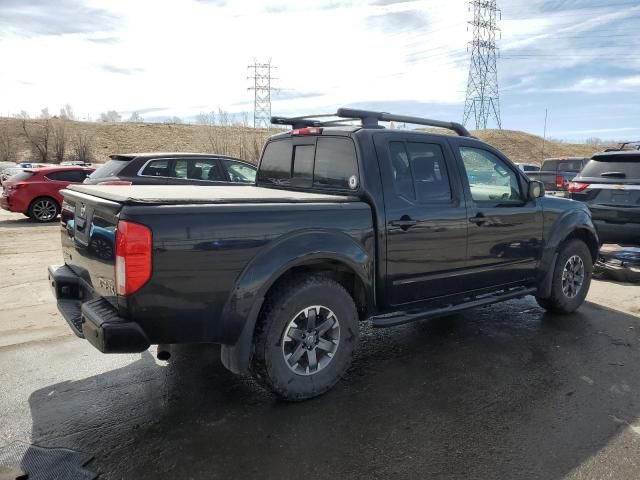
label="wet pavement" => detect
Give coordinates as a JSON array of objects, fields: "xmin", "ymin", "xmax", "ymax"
[{"xmin": 1, "ymin": 297, "xmax": 640, "ymax": 479}]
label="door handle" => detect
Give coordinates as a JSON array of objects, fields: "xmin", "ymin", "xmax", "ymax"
[
  {"xmin": 469, "ymin": 213, "xmax": 488, "ymax": 225},
  {"xmin": 390, "ymin": 216, "xmax": 417, "ymax": 230}
]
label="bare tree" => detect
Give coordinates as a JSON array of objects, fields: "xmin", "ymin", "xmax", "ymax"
[
  {"xmin": 71, "ymin": 132, "xmax": 95, "ymax": 163},
  {"xmin": 195, "ymin": 112, "xmax": 210, "ymax": 125},
  {"xmin": 128, "ymin": 111, "xmax": 143, "ymax": 122},
  {"xmin": 52, "ymin": 120, "xmax": 67, "ymax": 163},
  {"xmin": 59, "ymin": 104, "xmax": 75, "ymax": 120},
  {"xmin": 100, "ymin": 110, "xmax": 121, "ymax": 122},
  {"xmin": 22, "ymin": 118, "xmax": 51, "ymax": 162},
  {"xmin": 40, "ymin": 107, "xmax": 50, "ymax": 119},
  {"xmin": 15, "ymin": 110, "xmax": 29, "ymax": 120},
  {"xmin": 0, "ymin": 124, "xmax": 16, "ymax": 162},
  {"xmin": 165, "ymin": 116, "xmax": 182, "ymax": 124},
  {"xmin": 217, "ymin": 107, "xmax": 230, "ymax": 126}
]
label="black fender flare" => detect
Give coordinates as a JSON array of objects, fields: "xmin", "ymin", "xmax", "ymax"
[
  {"xmin": 537, "ymin": 208, "xmax": 599, "ymax": 298},
  {"xmin": 219, "ymin": 229, "xmax": 373, "ymax": 373}
]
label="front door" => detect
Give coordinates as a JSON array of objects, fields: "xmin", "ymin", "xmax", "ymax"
[
  {"xmin": 452, "ymin": 140, "xmax": 543, "ymax": 287},
  {"xmin": 375, "ymin": 133, "xmax": 469, "ymax": 306}
]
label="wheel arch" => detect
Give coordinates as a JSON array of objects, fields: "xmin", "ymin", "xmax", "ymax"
[
  {"xmin": 219, "ymin": 230, "xmax": 374, "ymax": 374},
  {"xmin": 537, "ymin": 209, "xmax": 599, "ymax": 298}
]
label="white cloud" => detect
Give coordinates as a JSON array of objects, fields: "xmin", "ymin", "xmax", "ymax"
[{"xmin": 0, "ymin": 0, "xmax": 470, "ymax": 119}]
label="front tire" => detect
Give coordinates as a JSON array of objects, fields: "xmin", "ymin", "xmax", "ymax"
[
  {"xmin": 536, "ymin": 239, "xmax": 592, "ymax": 314},
  {"xmin": 250, "ymin": 276, "xmax": 359, "ymax": 401},
  {"xmin": 28, "ymin": 197, "xmax": 59, "ymax": 223}
]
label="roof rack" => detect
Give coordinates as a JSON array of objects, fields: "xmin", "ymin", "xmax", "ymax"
[
  {"xmin": 270, "ymin": 107, "xmax": 472, "ymax": 137},
  {"xmin": 604, "ymin": 141, "xmax": 640, "ymax": 152}
]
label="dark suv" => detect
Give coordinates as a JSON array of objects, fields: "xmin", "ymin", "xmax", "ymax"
[
  {"xmin": 569, "ymin": 145, "xmax": 640, "ymax": 244},
  {"xmin": 84, "ymin": 153, "xmax": 257, "ymax": 186}
]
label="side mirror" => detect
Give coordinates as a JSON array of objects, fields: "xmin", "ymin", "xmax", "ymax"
[{"xmin": 528, "ymin": 180, "xmax": 544, "ymax": 200}]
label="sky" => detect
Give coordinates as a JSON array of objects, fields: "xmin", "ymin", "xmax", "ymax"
[{"xmin": 0, "ymin": 0, "xmax": 638, "ymax": 141}]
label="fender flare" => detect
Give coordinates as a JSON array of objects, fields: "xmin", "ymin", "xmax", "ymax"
[
  {"xmin": 537, "ymin": 209, "xmax": 599, "ymax": 298},
  {"xmin": 220, "ymin": 229, "xmax": 373, "ymax": 373}
]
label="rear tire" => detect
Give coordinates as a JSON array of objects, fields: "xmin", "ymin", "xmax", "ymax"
[
  {"xmin": 28, "ymin": 197, "xmax": 59, "ymax": 222},
  {"xmin": 536, "ymin": 239, "xmax": 592, "ymax": 314},
  {"xmin": 250, "ymin": 276, "xmax": 359, "ymax": 401}
]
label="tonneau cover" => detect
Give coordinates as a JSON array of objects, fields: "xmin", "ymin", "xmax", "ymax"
[{"xmin": 65, "ymin": 185, "xmax": 357, "ymax": 205}]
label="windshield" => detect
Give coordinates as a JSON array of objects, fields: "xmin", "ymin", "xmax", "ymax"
[
  {"xmin": 88, "ymin": 160, "xmax": 129, "ymax": 179},
  {"xmin": 580, "ymin": 155, "xmax": 640, "ymax": 180}
]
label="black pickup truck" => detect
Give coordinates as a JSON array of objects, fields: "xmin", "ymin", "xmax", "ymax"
[{"xmin": 49, "ymin": 108, "xmax": 599, "ymax": 400}]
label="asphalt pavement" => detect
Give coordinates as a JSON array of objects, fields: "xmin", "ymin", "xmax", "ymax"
[{"xmin": 0, "ymin": 299, "xmax": 639, "ymax": 479}]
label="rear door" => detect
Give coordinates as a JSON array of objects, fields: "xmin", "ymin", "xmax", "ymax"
[
  {"xmin": 451, "ymin": 139, "xmax": 543, "ymax": 287},
  {"xmin": 374, "ymin": 133, "xmax": 469, "ymax": 306}
]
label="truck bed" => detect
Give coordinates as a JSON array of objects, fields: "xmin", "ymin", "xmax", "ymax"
[{"xmin": 66, "ymin": 185, "xmax": 358, "ymax": 205}]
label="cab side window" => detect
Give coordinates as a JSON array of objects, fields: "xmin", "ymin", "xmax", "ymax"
[
  {"xmin": 389, "ymin": 141, "xmax": 452, "ymax": 203},
  {"xmin": 459, "ymin": 147, "xmax": 522, "ymax": 203}
]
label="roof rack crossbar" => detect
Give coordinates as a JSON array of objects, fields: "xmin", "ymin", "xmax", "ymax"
[
  {"xmin": 271, "ymin": 107, "xmax": 472, "ymax": 137},
  {"xmin": 336, "ymin": 108, "xmax": 472, "ymax": 137}
]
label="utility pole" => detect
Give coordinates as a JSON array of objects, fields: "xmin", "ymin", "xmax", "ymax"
[
  {"xmin": 541, "ymin": 108, "xmax": 548, "ymax": 162},
  {"xmin": 247, "ymin": 59, "xmax": 277, "ymax": 128},
  {"xmin": 462, "ymin": 0, "xmax": 502, "ymax": 130}
]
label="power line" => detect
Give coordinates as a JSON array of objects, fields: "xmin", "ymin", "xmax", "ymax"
[
  {"xmin": 247, "ymin": 59, "xmax": 277, "ymax": 129},
  {"xmin": 463, "ymin": 0, "xmax": 502, "ymax": 130}
]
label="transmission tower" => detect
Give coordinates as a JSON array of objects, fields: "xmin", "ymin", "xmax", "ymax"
[
  {"xmin": 248, "ymin": 60, "xmax": 277, "ymax": 128},
  {"xmin": 462, "ymin": 0, "xmax": 502, "ymax": 130}
]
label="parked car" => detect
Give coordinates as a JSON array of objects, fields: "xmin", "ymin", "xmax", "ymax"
[
  {"xmin": 527, "ymin": 157, "xmax": 589, "ymax": 196},
  {"xmin": 49, "ymin": 108, "xmax": 598, "ymax": 400},
  {"xmin": 0, "ymin": 162, "xmax": 16, "ymax": 174},
  {"xmin": 60, "ymin": 161, "xmax": 92, "ymax": 167},
  {"xmin": 84, "ymin": 153, "xmax": 257, "ymax": 186},
  {"xmin": 1, "ymin": 166, "xmax": 94, "ymax": 222},
  {"xmin": 569, "ymin": 147, "xmax": 640, "ymax": 244},
  {"xmin": 516, "ymin": 163, "xmax": 541, "ymax": 173},
  {"xmin": 0, "ymin": 167, "xmax": 24, "ymax": 185}
]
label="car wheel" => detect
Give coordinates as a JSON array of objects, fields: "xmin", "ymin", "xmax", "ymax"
[
  {"xmin": 28, "ymin": 197, "xmax": 60, "ymax": 223},
  {"xmin": 536, "ymin": 239, "xmax": 593, "ymax": 314},
  {"xmin": 250, "ymin": 275, "xmax": 359, "ymax": 401}
]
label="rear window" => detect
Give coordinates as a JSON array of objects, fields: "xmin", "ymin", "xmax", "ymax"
[
  {"xmin": 258, "ymin": 137, "xmax": 358, "ymax": 190},
  {"xmin": 542, "ymin": 159, "xmax": 584, "ymax": 172},
  {"xmin": 8, "ymin": 171, "xmax": 33, "ymax": 182},
  {"xmin": 46, "ymin": 170, "xmax": 88, "ymax": 182},
  {"xmin": 88, "ymin": 160, "xmax": 128, "ymax": 180},
  {"xmin": 580, "ymin": 155, "xmax": 640, "ymax": 180}
]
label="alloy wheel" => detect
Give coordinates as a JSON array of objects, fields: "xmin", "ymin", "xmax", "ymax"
[
  {"xmin": 281, "ymin": 305, "xmax": 340, "ymax": 376},
  {"xmin": 562, "ymin": 254, "xmax": 585, "ymax": 298},
  {"xmin": 32, "ymin": 199, "xmax": 57, "ymax": 221}
]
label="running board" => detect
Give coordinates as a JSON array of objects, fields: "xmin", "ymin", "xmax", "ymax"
[{"xmin": 370, "ymin": 287, "xmax": 537, "ymax": 328}]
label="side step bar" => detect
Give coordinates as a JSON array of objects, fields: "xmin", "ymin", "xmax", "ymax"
[{"xmin": 370, "ymin": 287, "xmax": 537, "ymax": 328}]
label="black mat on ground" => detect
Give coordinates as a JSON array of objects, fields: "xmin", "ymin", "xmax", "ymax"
[{"xmin": 0, "ymin": 441, "xmax": 96, "ymax": 480}]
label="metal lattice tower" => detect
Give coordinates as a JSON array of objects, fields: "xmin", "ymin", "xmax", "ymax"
[
  {"xmin": 463, "ymin": 0, "xmax": 502, "ymax": 130},
  {"xmin": 248, "ymin": 60, "xmax": 276, "ymax": 128}
]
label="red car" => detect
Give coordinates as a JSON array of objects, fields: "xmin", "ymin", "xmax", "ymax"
[{"xmin": 1, "ymin": 166, "xmax": 94, "ymax": 222}]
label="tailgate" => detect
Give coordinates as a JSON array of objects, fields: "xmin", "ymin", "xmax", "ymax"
[{"xmin": 60, "ymin": 188, "xmax": 122, "ymax": 305}]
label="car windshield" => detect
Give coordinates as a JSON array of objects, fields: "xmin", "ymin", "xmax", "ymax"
[
  {"xmin": 580, "ymin": 155, "xmax": 640, "ymax": 180},
  {"xmin": 88, "ymin": 160, "xmax": 129, "ymax": 179}
]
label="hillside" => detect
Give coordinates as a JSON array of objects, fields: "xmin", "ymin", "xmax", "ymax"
[{"xmin": 0, "ymin": 118, "xmax": 609, "ymax": 166}]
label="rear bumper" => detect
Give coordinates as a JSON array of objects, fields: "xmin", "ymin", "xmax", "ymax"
[
  {"xmin": 48, "ymin": 264, "xmax": 150, "ymax": 353},
  {"xmin": 594, "ymin": 220, "xmax": 640, "ymax": 244}
]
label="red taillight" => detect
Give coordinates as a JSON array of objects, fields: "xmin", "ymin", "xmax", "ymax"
[
  {"xmin": 291, "ymin": 127, "xmax": 322, "ymax": 136},
  {"xmin": 98, "ymin": 180, "xmax": 133, "ymax": 185},
  {"xmin": 568, "ymin": 182, "xmax": 590, "ymax": 193},
  {"xmin": 115, "ymin": 220, "xmax": 152, "ymax": 296},
  {"xmin": 555, "ymin": 175, "xmax": 566, "ymax": 189}
]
